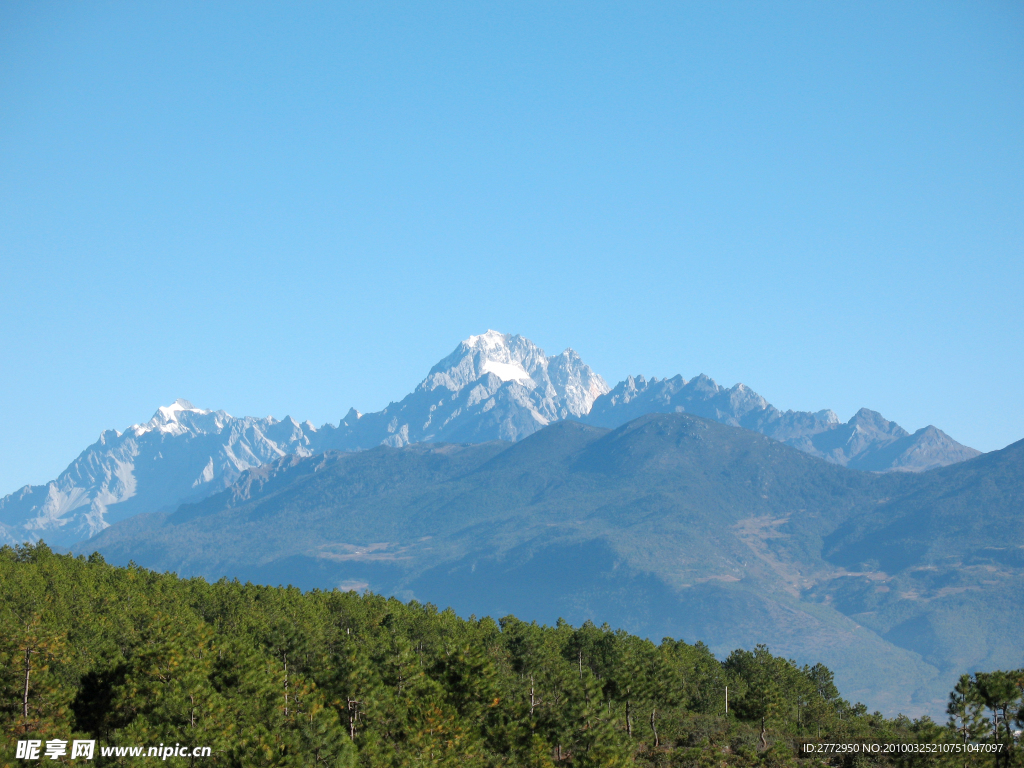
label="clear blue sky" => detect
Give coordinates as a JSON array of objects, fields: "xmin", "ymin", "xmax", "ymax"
[{"xmin": 1, "ymin": 2, "xmax": 1022, "ymax": 494}]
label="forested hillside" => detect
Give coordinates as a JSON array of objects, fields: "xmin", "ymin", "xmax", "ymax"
[
  {"xmin": 83, "ymin": 416, "xmax": 1024, "ymax": 717},
  {"xmin": 4, "ymin": 543, "xmax": 1016, "ymax": 768}
]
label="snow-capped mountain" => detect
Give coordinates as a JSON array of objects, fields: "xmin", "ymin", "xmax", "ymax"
[
  {"xmin": 0, "ymin": 332, "xmax": 608, "ymax": 547},
  {"xmin": 0, "ymin": 330, "xmax": 981, "ymax": 548},
  {"xmin": 0, "ymin": 400, "xmax": 318, "ymax": 547},
  {"xmin": 584, "ymin": 374, "xmax": 980, "ymax": 471},
  {"xmin": 314, "ymin": 330, "xmax": 609, "ymax": 450}
]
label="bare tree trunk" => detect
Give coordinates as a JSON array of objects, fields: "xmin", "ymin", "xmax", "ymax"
[
  {"xmin": 529, "ymin": 676, "xmax": 536, "ymax": 716},
  {"xmin": 650, "ymin": 707, "xmax": 659, "ymax": 748},
  {"xmin": 348, "ymin": 699, "xmax": 359, "ymax": 740},
  {"xmin": 283, "ymin": 654, "xmax": 289, "ymax": 717},
  {"xmin": 758, "ymin": 717, "xmax": 768, "ymax": 751},
  {"xmin": 999, "ymin": 709, "xmax": 1010, "ymax": 768},
  {"xmin": 626, "ymin": 699, "xmax": 633, "ymax": 738},
  {"xmin": 22, "ymin": 648, "xmax": 32, "ymax": 718}
]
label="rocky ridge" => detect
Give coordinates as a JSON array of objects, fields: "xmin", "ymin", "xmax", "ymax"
[
  {"xmin": 0, "ymin": 400, "xmax": 317, "ymax": 547},
  {"xmin": 584, "ymin": 374, "xmax": 980, "ymax": 471}
]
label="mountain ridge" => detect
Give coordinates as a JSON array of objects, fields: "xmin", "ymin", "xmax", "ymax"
[
  {"xmin": 584, "ymin": 375, "xmax": 978, "ymax": 472},
  {"xmin": 1, "ymin": 331, "xmax": 980, "ymax": 547},
  {"xmin": 0, "ymin": 400, "xmax": 317, "ymax": 547}
]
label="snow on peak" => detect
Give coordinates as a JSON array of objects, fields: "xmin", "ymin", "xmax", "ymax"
[
  {"xmin": 422, "ymin": 330, "xmax": 546, "ymax": 393},
  {"xmin": 414, "ymin": 330, "xmax": 608, "ymax": 424},
  {"xmin": 480, "ymin": 358, "xmax": 533, "ymax": 383},
  {"xmin": 152, "ymin": 399, "xmax": 210, "ymax": 424},
  {"xmin": 125, "ymin": 400, "xmax": 217, "ymax": 436}
]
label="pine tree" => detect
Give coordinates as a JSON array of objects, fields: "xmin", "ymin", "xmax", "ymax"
[
  {"xmin": 0, "ymin": 615, "xmax": 73, "ymax": 741},
  {"xmin": 329, "ymin": 639, "xmax": 395, "ymax": 766},
  {"xmin": 564, "ymin": 672, "xmax": 632, "ymax": 768},
  {"xmin": 105, "ymin": 617, "xmax": 233, "ymax": 767},
  {"xmin": 976, "ymin": 671, "xmax": 1021, "ymax": 768}
]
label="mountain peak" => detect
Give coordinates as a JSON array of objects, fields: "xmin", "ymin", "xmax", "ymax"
[
  {"xmin": 152, "ymin": 399, "xmax": 208, "ymax": 424},
  {"xmin": 816, "ymin": 409, "xmax": 841, "ymax": 425},
  {"xmin": 848, "ymin": 408, "xmax": 908, "ymax": 438},
  {"xmin": 317, "ymin": 331, "xmax": 608, "ymax": 450},
  {"xmin": 423, "ymin": 331, "xmax": 547, "ymax": 393},
  {"xmin": 124, "ymin": 400, "xmax": 220, "ymax": 439},
  {"xmin": 463, "ymin": 329, "xmax": 509, "ymax": 352}
]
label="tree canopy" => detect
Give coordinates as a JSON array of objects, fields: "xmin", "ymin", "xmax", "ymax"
[{"xmin": 1, "ymin": 542, "xmax": 1019, "ymax": 767}]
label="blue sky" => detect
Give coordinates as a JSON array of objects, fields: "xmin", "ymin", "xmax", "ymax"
[{"xmin": 1, "ymin": 1, "xmax": 1022, "ymax": 493}]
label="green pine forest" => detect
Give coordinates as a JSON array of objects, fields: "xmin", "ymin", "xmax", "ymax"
[{"xmin": 1, "ymin": 543, "xmax": 1021, "ymax": 768}]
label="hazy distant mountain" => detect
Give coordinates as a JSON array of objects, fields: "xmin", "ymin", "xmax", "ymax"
[
  {"xmin": 0, "ymin": 330, "xmax": 979, "ymax": 547},
  {"xmin": 81, "ymin": 413, "xmax": 1024, "ymax": 718},
  {"xmin": 585, "ymin": 374, "xmax": 980, "ymax": 472},
  {"xmin": 0, "ymin": 401, "xmax": 318, "ymax": 548}
]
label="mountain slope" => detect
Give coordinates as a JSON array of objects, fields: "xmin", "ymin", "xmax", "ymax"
[
  {"xmin": 809, "ymin": 438, "xmax": 1024, "ymax": 676},
  {"xmin": 82, "ymin": 412, "xmax": 1017, "ymax": 718}
]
